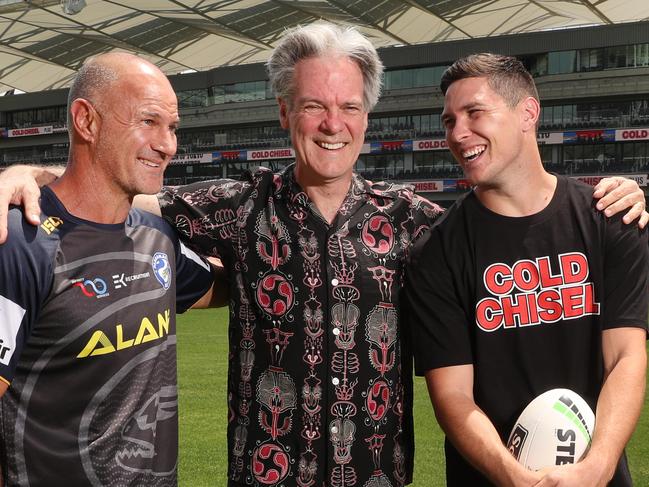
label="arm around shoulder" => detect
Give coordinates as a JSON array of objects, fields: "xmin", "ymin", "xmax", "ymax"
[
  {"xmin": 132, "ymin": 193, "xmax": 162, "ymax": 216},
  {"xmin": 190, "ymin": 257, "xmax": 229, "ymax": 309},
  {"xmin": 0, "ymin": 164, "xmax": 64, "ymax": 242}
]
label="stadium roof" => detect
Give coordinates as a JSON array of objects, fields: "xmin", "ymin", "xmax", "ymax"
[{"xmin": 1, "ymin": 0, "xmax": 649, "ymax": 93}]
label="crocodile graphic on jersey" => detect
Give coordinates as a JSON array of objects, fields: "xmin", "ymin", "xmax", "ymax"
[{"xmin": 115, "ymin": 385, "xmax": 178, "ymax": 475}]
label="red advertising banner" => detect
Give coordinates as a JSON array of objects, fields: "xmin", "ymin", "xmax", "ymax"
[
  {"xmin": 412, "ymin": 139, "xmax": 447, "ymax": 151},
  {"xmin": 247, "ymin": 148, "xmax": 294, "ymax": 160},
  {"xmin": 8, "ymin": 126, "xmax": 53, "ymax": 137},
  {"xmin": 404, "ymin": 180, "xmax": 444, "ymax": 192},
  {"xmin": 615, "ymin": 129, "xmax": 649, "ymax": 141}
]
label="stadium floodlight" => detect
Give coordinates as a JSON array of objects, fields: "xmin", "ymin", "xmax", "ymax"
[{"xmin": 60, "ymin": 0, "xmax": 85, "ymax": 15}]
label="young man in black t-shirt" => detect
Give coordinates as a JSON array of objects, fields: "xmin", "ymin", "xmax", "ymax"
[{"xmin": 406, "ymin": 54, "xmax": 648, "ymax": 487}]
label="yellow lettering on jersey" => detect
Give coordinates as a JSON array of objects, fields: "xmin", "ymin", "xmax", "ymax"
[
  {"xmin": 116, "ymin": 325, "xmax": 134, "ymax": 350},
  {"xmin": 77, "ymin": 331, "xmax": 116, "ymax": 358},
  {"xmin": 134, "ymin": 317, "xmax": 159, "ymax": 345},
  {"xmin": 40, "ymin": 217, "xmax": 63, "ymax": 235},
  {"xmin": 77, "ymin": 309, "xmax": 170, "ymax": 358},
  {"xmin": 158, "ymin": 309, "xmax": 170, "ymax": 336}
]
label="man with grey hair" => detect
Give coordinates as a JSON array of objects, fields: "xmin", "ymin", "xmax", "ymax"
[
  {"xmin": 154, "ymin": 22, "xmax": 443, "ymax": 486},
  {"xmin": 0, "ymin": 52, "xmax": 218, "ymax": 486}
]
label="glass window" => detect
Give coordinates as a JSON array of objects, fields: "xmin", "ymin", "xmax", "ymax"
[
  {"xmin": 607, "ymin": 46, "xmax": 627, "ymax": 68},
  {"xmin": 528, "ymin": 53, "xmax": 548, "ymax": 77},
  {"xmin": 413, "ymin": 67, "xmax": 432, "ymax": 87},
  {"xmin": 633, "ymin": 44, "xmax": 649, "ymax": 67},
  {"xmin": 432, "ymin": 66, "xmax": 448, "ymax": 86},
  {"xmin": 178, "ymin": 89, "xmax": 208, "ymax": 108},
  {"xmin": 548, "ymin": 51, "xmax": 576, "ymax": 74},
  {"xmin": 209, "ymin": 85, "xmax": 225, "ymax": 105}
]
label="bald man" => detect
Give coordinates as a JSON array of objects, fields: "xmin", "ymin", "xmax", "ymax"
[{"xmin": 0, "ymin": 53, "xmax": 219, "ymax": 486}]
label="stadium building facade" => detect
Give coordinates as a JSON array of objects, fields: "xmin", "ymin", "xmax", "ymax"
[{"xmin": 2, "ymin": 21, "xmax": 649, "ymax": 205}]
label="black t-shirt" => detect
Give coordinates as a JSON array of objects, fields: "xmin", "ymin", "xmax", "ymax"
[
  {"xmin": 0, "ymin": 186, "xmax": 213, "ymax": 486},
  {"xmin": 406, "ymin": 175, "xmax": 649, "ymax": 486}
]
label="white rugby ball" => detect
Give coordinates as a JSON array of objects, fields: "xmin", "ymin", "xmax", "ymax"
[{"xmin": 506, "ymin": 388, "xmax": 595, "ymax": 471}]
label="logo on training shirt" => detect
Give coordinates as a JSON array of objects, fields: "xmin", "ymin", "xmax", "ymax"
[
  {"xmin": 77, "ymin": 309, "xmax": 170, "ymax": 358},
  {"xmin": 73, "ymin": 277, "xmax": 110, "ymax": 298},
  {"xmin": 112, "ymin": 272, "xmax": 151, "ymax": 289},
  {"xmin": 40, "ymin": 216, "xmax": 63, "ymax": 235},
  {"xmin": 0, "ymin": 295, "xmax": 26, "ymax": 366},
  {"xmin": 476, "ymin": 252, "xmax": 600, "ymax": 332},
  {"xmin": 115, "ymin": 385, "xmax": 178, "ymax": 475},
  {"xmin": 152, "ymin": 252, "xmax": 171, "ymax": 290}
]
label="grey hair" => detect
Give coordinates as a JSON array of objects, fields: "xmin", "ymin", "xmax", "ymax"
[
  {"xmin": 67, "ymin": 56, "xmax": 119, "ymax": 128},
  {"xmin": 267, "ymin": 22, "xmax": 383, "ymax": 111}
]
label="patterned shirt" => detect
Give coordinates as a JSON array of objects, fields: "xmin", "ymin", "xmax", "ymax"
[{"xmin": 159, "ymin": 165, "xmax": 442, "ymax": 487}]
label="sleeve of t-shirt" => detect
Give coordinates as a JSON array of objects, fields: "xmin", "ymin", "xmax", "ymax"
[
  {"xmin": 157, "ymin": 177, "xmax": 250, "ymax": 261},
  {"xmin": 0, "ymin": 211, "xmax": 52, "ymax": 385},
  {"xmin": 174, "ymin": 240, "xmax": 215, "ymax": 314},
  {"xmin": 602, "ymin": 215, "xmax": 649, "ymax": 331},
  {"xmin": 405, "ymin": 226, "xmax": 474, "ymax": 376}
]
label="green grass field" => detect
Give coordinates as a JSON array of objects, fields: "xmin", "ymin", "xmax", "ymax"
[{"xmin": 177, "ymin": 308, "xmax": 649, "ymax": 486}]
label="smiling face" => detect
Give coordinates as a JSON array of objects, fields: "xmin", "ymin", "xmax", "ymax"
[
  {"xmin": 279, "ymin": 55, "xmax": 368, "ymax": 187},
  {"xmin": 93, "ymin": 63, "xmax": 179, "ymax": 197},
  {"xmin": 442, "ymin": 76, "xmax": 530, "ymax": 189}
]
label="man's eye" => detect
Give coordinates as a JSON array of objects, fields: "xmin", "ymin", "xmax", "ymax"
[
  {"xmin": 144, "ymin": 119, "xmax": 154, "ymax": 125},
  {"xmin": 304, "ymin": 105, "xmax": 324, "ymax": 113}
]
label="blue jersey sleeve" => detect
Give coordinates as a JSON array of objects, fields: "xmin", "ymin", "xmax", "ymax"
[
  {"xmin": 0, "ymin": 209, "xmax": 54, "ymax": 385},
  {"xmin": 174, "ymin": 241, "xmax": 214, "ymax": 313},
  {"xmin": 128, "ymin": 208, "xmax": 215, "ymax": 314}
]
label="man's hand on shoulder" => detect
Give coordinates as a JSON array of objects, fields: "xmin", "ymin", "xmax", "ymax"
[
  {"xmin": 593, "ymin": 176, "xmax": 648, "ymax": 228},
  {"xmin": 0, "ymin": 164, "xmax": 62, "ymax": 243}
]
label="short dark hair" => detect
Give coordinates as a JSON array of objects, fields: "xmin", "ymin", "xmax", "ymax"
[{"xmin": 440, "ymin": 53, "xmax": 539, "ymax": 107}]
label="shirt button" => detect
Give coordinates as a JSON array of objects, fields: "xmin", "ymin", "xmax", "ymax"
[
  {"xmin": 331, "ymin": 425, "xmax": 339, "ymax": 434},
  {"xmin": 331, "ymin": 278, "xmax": 339, "ymax": 286},
  {"xmin": 333, "ymin": 327, "xmax": 340, "ymax": 336},
  {"xmin": 332, "ymin": 377, "xmax": 340, "ymax": 386}
]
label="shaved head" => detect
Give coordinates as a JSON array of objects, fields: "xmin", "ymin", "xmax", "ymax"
[{"xmin": 67, "ymin": 52, "xmax": 168, "ymax": 129}]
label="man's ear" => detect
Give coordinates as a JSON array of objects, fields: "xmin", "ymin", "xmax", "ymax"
[
  {"xmin": 278, "ymin": 97, "xmax": 290, "ymax": 130},
  {"xmin": 70, "ymin": 98, "xmax": 100, "ymax": 143},
  {"xmin": 520, "ymin": 96, "xmax": 540, "ymax": 132}
]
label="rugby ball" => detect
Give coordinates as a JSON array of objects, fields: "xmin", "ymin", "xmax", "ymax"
[{"xmin": 506, "ymin": 388, "xmax": 595, "ymax": 471}]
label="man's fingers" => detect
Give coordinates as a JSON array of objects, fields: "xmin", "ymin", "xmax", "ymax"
[
  {"xmin": 638, "ymin": 210, "xmax": 649, "ymax": 230},
  {"xmin": 593, "ymin": 177, "xmax": 620, "ymax": 200},
  {"xmin": 24, "ymin": 200, "xmax": 42, "ymax": 226},
  {"xmin": 595, "ymin": 186, "xmax": 624, "ymax": 211},
  {"xmin": 21, "ymin": 184, "xmax": 42, "ymax": 225},
  {"xmin": 598, "ymin": 190, "xmax": 645, "ymax": 216},
  {"xmin": 0, "ymin": 208, "xmax": 8, "ymax": 244}
]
